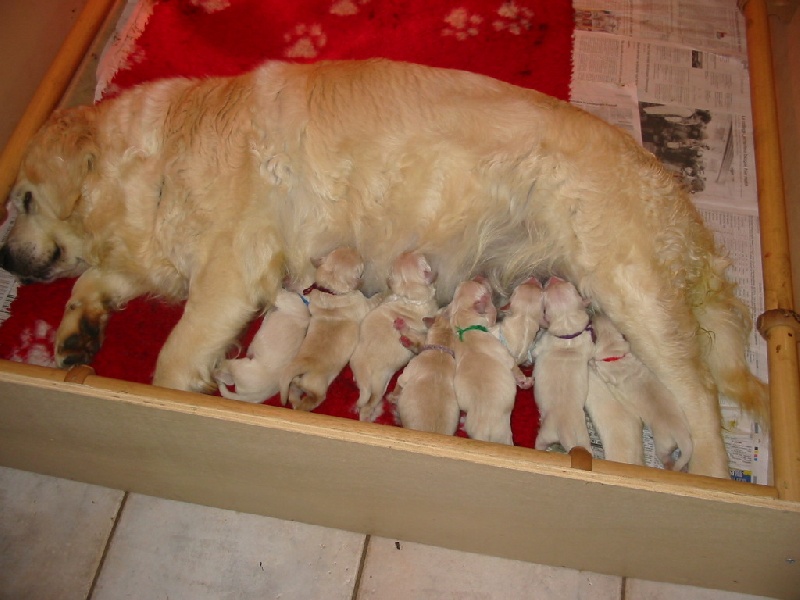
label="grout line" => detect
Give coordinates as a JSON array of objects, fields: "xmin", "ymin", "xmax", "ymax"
[
  {"xmin": 350, "ymin": 534, "xmax": 371, "ymax": 600},
  {"xmin": 620, "ymin": 576, "xmax": 627, "ymax": 600},
  {"xmin": 86, "ymin": 490, "xmax": 129, "ymax": 600}
]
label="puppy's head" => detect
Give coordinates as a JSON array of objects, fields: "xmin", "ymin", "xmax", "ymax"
[
  {"xmin": 449, "ymin": 277, "xmax": 497, "ymax": 327},
  {"xmin": 312, "ymin": 246, "xmax": 364, "ymax": 294},
  {"xmin": 542, "ymin": 276, "xmax": 589, "ymax": 330},
  {"xmin": 504, "ymin": 277, "xmax": 544, "ymax": 319},
  {"xmin": 1, "ymin": 107, "xmax": 98, "ymax": 283},
  {"xmin": 387, "ymin": 251, "xmax": 436, "ymax": 300}
]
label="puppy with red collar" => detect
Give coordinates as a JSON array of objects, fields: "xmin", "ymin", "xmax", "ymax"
[{"xmin": 588, "ymin": 313, "xmax": 693, "ymax": 470}]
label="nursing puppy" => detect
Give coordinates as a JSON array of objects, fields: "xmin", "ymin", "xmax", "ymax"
[
  {"xmin": 451, "ymin": 278, "xmax": 530, "ymax": 445},
  {"xmin": 1, "ymin": 59, "xmax": 765, "ymax": 476},
  {"xmin": 585, "ymin": 365, "xmax": 645, "ymax": 466},
  {"xmin": 533, "ymin": 276, "xmax": 593, "ymax": 453},
  {"xmin": 213, "ymin": 289, "xmax": 310, "ymax": 403},
  {"xmin": 349, "ymin": 251, "xmax": 438, "ymax": 421},
  {"xmin": 491, "ymin": 277, "xmax": 544, "ymax": 366},
  {"xmin": 589, "ymin": 313, "xmax": 694, "ymax": 470},
  {"xmin": 280, "ymin": 247, "xmax": 370, "ymax": 411},
  {"xmin": 389, "ymin": 309, "xmax": 460, "ymax": 435}
]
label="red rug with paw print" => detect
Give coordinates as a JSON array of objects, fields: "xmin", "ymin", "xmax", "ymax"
[{"xmin": 0, "ymin": 0, "xmax": 575, "ymax": 446}]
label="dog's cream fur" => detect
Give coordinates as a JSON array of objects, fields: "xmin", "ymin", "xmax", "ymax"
[
  {"xmin": 589, "ymin": 313, "xmax": 694, "ymax": 470},
  {"xmin": 212, "ymin": 289, "xmax": 310, "ymax": 403},
  {"xmin": 279, "ymin": 247, "xmax": 370, "ymax": 411},
  {"xmin": 533, "ymin": 277, "xmax": 594, "ymax": 453},
  {"xmin": 1, "ymin": 59, "xmax": 766, "ymax": 476},
  {"xmin": 389, "ymin": 309, "xmax": 460, "ymax": 435},
  {"xmin": 349, "ymin": 251, "xmax": 438, "ymax": 421}
]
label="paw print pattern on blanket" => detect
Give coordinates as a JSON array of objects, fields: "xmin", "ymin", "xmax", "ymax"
[
  {"xmin": 284, "ymin": 23, "xmax": 328, "ymax": 58},
  {"xmin": 442, "ymin": 8, "xmax": 484, "ymax": 40},
  {"xmin": 184, "ymin": 0, "xmax": 231, "ymax": 14},
  {"xmin": 330, "ymin": 0, "xmax": 371, "ymax": 16},
  {"xmin": 9, "ymin": 320, "xmax": 57, "ymax": 368},
  {"xmin": 493, "ymin": 1, "xmax": 535, "ymax": 34}
]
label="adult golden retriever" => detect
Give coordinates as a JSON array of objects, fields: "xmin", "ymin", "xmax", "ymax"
[{"xmin": 0, "ymin": 59, "xmax": 766, "ymax": 477}]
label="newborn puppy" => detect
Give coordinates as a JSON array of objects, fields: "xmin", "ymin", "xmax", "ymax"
[
  {"xmin": 451, "ymin": 278, "xmax": 529, "ymax": 445},
  {"xmin": 584, "ymin": 315, "xmax": 645, "ymax": 464},
  {"xmin": 389, "ymin": 309, "xmax": 460, "ymax": 435},
  {"xmin": 533, "ymin": 276, "xmax": 594, "ymax": 452},
  {"xmin": 350, "ymin": 252, "xmax": 438, "ymax": 421},
  {"xmin": 213, "ymin": 289, "xmax": 310, "ymax": 403},
  {"xmin": 589, "ymin": 313, "xmax": 694, "ymax": 470},
  {"xmin": 280, "ymin": 247, "xmax": 370, "ymax": 411},
  {"xmin": 491, "ymin": 277, "xmax": 544, "ymax": 366}
]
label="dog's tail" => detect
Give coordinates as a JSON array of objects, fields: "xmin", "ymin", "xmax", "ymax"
[{"xmin": 692, "ymin": 255, "xmax": 770, "ymax": 423}]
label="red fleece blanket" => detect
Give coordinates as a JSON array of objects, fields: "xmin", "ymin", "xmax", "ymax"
[{"xmin": 0, "ymin": 0, "xmax": 575, "ymax": 445}]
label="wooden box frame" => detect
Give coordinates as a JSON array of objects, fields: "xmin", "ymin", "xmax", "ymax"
[{"xmin": 0, "ymin": 1, "xmax": 798, "ymax": 597}]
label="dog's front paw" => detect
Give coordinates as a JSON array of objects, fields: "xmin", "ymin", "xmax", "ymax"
[{"xmin": 55, "ymin": 304, "xmax": 108, "ymax": 368}]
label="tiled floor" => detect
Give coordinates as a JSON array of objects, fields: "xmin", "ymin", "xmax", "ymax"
[{"xmin": 0, "ymin": 466, "xmax": 775, "ymax": 600}]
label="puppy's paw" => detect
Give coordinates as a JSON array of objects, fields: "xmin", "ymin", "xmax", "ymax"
[
  {"xmin": 213, "ymin": 363, "xmax": 236, "ymax": 387},
  {"xmin": 55, "ymin": 304, "xmax": 108, "ymax": 368}
]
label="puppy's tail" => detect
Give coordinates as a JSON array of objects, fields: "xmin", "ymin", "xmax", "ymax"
[{"xmin": 692, "ymin": 256, "xmax": 770, "ymax": 424}]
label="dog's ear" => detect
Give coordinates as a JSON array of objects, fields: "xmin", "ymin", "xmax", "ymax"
[{"xmin": 34, "ymin": 107, "xmax": 99, "ymax": 220}]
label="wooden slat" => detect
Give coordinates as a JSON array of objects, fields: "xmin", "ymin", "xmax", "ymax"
[
  {"xmin": 742, "ymin": 0, "xmax": 800, "ymax": 502},
  {"xmin": 0, "ymin": 0, "xmax": 117, "ymax": 221},
  {"xmin": 0, "ymin": 362, "xmax": 798, "ymax": 599}
]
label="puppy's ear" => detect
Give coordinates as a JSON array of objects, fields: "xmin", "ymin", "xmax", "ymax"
[
  {"xmin": 417, "ymin": 254, "xmax": 437, "ymax": 284},
  {"xmin": 474, "ymin": 290, "xmax": 492, "ymax": 315}
]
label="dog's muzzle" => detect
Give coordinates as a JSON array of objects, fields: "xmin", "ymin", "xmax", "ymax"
[{"xmin": 0, "ymin": 242, "xmax": 61, "ymax": 284}]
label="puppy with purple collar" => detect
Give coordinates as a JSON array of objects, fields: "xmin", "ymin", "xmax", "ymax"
[
  {"xmin": 533, "ymin": 276, "xmax": 594, "ymax": 453},
  {"xmin": 389, "ymin": 308, "xmax": 460, "ymax": 435}
]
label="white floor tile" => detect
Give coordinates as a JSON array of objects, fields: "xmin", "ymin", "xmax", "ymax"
[
  {"xmin": 0, "ymin": 466, "xmax": 124, "ymax": 600},
  {"xmin": 626, "ymin": 578, "xmax": 775, "ymax": 600},
  {"xmin": 92, "ymin": 493, "xmax": 366, "ymax": 600},
  {"xmin": 357, "ymin": 536, "xmax": 622, "ymax": 600}
]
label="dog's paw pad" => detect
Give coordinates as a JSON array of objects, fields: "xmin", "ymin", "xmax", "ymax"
[{"xmin": 56, "ymin": 314, "xmax": 105, "ymax": 367}]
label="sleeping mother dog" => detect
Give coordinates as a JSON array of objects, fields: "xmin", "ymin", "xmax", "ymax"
[{"xmin": 0, "ymin": 59, "xmax": 767, "ymax": 478}]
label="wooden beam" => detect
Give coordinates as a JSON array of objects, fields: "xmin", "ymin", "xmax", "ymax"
[
  {"xmin": 743, "ymin": 0, "xmax": 800, "ymax": 502},
  {"xmin": 0, "ymin": 361, "xmax": 798, "ymax": 599}
]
